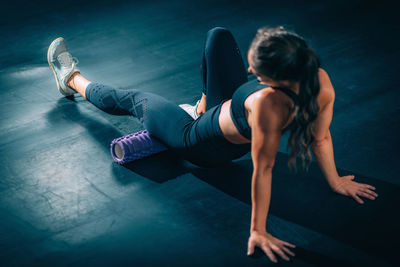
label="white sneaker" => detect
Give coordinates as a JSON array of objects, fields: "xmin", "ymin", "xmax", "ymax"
[
  {"xmin": 47, "ymin": 37, "xmax": 80, "ymax": 96},
  {"xmin": 179, "ymin": 99, "xmax": 201, "ymax": 120}
]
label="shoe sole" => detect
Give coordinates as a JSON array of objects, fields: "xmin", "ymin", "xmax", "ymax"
[{"xmin": 47, "ymin": 37, "xmax": 71, "ymax": 96}]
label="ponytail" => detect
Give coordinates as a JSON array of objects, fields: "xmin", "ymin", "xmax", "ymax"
[{"xmin": 287, "ymin": 48, "xmax": 321, "ymax": 172}]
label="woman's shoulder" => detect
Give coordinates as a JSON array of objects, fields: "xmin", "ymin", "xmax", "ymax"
[
  {"xmin": 318, "ymin": 68, "xmax": 335, "ymax": 108},
  {"xmin": 250, "ymin": 89, "xmax": 290, "ymax": 130}
]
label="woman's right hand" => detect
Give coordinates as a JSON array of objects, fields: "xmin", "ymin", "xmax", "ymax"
[{"xmin": 247, "ymin": 230, "xmax": 296, "ymax": 263}]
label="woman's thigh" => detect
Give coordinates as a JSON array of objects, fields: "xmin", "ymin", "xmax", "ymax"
[
  {"xmin": 139, "ymin": 91, "xmax": 195, "ymax": 153},
  {"xmin": 100, "ymin": 88, "xmax": 251, "ymax": 166}
]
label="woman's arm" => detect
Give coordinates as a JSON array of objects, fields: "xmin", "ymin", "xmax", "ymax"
[
  {"xmin": 309, "ymin": 88, "xmax": 340, "ymax": 188},
  {"xmin": 249, "ymin": 97, "xmax": 281, "ymax": 232},
  {"xmin": 311, "ymin": 69, "xmax": 378, "ymax": 203},
  {"xmin": 247, "ymin": 94, "xmax": 296, "ymax": 262},
  {"xmin": 311, "ymin": 129, "xmax": 341, "ymax": 187}
]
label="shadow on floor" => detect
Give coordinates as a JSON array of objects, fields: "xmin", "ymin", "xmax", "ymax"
[
  {"xmin": 190, "ymin": 155, "xmax": 398, "ymax": 265},
  {"xmin": 249, "ymin": 245, "xmax": 349, "ymax": 266}
]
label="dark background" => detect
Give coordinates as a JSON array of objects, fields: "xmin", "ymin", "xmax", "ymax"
[{"xmin": 0, "ymin": 0, "xmax": 399, "ymax": 265}]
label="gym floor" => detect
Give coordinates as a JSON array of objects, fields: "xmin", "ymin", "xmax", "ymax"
[{"xmin": 1, "ymin": 0, "xmax": 399, "ymax": 265}]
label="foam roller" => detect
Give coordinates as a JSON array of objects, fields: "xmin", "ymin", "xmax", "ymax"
[{"xmin": 110, "ymin": 130, "xmax": 168, "ymax": 164}]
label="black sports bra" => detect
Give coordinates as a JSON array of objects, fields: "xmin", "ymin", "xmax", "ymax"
[{"xmin": 230, "ymin": 77, "xmax": 299, "ymax": 140}]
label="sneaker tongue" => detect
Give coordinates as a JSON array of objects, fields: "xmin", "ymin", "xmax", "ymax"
[{"xmin": 57, "ymin": 52, "xmax": 73, "ymax": 68}]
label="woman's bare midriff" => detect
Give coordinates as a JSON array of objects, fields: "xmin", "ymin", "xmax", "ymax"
[{"xmin": 218, "ymin": 99, "xmax": 251, "ymax": 145}]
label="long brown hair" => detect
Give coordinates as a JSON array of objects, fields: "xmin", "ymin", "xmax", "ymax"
[{"xmin": 249, "ymin": 26, "xmax": 321, "ymax": 172}]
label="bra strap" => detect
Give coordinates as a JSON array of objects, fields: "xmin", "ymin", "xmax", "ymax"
[{"xmin": 273, "ymin": 86, "xmax": 299, "ymax": 106}]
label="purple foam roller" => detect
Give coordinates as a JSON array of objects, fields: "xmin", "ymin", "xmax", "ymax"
[{"xmin": 110, "ymin": 130, "xmax": 168, "ymax": 164}]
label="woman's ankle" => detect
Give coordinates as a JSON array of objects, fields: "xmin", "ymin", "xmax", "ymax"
[
  {"xmin": 67, "ymin": 72, "xmax": 80, "ymax": 90},
  {"xmin": 67, "ymin": 72, "xmax": 91, "ymax": 99}
]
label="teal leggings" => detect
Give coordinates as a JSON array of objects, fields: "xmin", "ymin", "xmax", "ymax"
[{"xmin": 86, "ymin": 27, "xmax": 251, "ymax": 167}]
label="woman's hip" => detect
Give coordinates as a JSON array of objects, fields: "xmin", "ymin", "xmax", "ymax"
[{"xmin": 182, "ymin": 104, "xmax": 250, "ymax": 166}]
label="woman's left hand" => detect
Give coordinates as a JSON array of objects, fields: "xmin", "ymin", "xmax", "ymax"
[{"xmin": 331, "ymin": 175, "xmax": 378, "ymax": 204}]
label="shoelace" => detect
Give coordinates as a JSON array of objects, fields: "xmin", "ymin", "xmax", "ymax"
[{"xmin": 57, "ymin": 52, "xmax": 79, "ymax": 69}]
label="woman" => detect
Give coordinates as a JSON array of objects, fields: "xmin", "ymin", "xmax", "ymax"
[{"xmin": 47, "ymin": 26, "xmax": 378, "ymax": 263}]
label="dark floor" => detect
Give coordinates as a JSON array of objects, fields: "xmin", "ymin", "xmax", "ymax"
[{"xmin": 1, "ymin": 0, "xmax": 399, "ymax": 266}]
